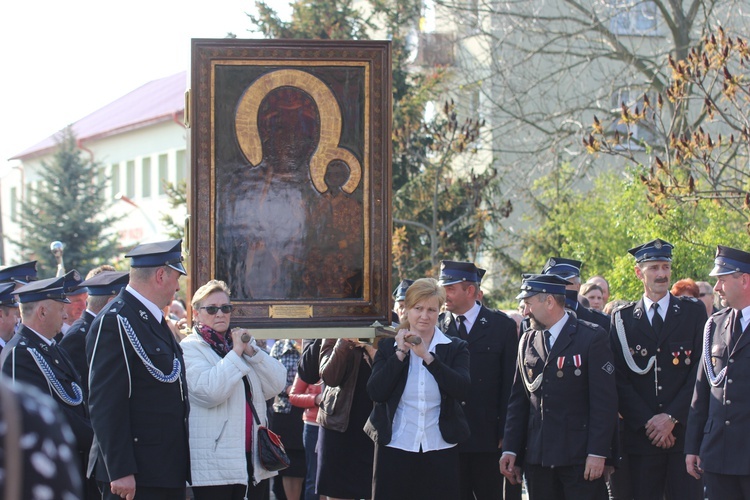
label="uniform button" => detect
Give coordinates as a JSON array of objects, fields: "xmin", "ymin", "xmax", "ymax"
[
  {"xmin": 730, "ymin": 359, "xmax": 735, "ymax": 363},
  {"xmin": 726, "ymin": 421, "xmax": 731, "ymax": 426},
  {"xmin": 658, "ymin": 403, "xmax": 663, "ymax": 408},
  {"xmin": 545, "ymin": 408, "xmax": 550, "ymax": 413},
  {"xmin": 657, "ymin": 367, "xmax": 662, "ymax": 372},
  {"xmin": 657, "ymin": 348, "xmax": 661, "ymax": 353},
  {"xmin": 658, "ymin": 386, "xmax": 663, "ymax": 391},
  {"xmin": 134, "ymin": 437, "xmax": 139, "ymax": 442},
  {"xmin": 728, "ymin": 379, "xmax": 734, "ymax": 384},
  {"xmin": 461, "ymin": 402, "xmax": 466, "ymax": 406},
  {"xmin": 727, "ymin": 400, "xmax": 732, "ymax": 405},
  {"xmin": 156, "ymin": 347, "xmax": 161, "ymax": 352}
]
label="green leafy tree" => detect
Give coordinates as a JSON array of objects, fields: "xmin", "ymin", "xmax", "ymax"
[
  {"xmin": 247, "ymin": 0, "xmax": 508, "ymax": 285},
  {"xmin": 13, "ymin": 127, "xmax": 121, "ymax": 275},
  {"xmin": 502, "ymin": 165, "xmax": 747, "ymax": 306}
]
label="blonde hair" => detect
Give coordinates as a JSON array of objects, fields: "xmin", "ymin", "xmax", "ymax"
[
  {"xmin": 397, "ymin": 278, "xmax": 446, "ymax": 330},
  {"xmin": 191, "ymin": 280, "xmax": 231, "ymax": 310}
]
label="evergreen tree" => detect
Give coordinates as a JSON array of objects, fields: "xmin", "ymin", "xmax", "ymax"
[
  {"xmin": 13, "ymin": 127, "xmax": 121, "ymax": 275},
  {"xmin": 160, "ymin": 180, "xmax": 187, "ymax": 240}
]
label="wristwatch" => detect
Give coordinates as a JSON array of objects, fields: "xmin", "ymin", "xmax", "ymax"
[{"xmin": 668, "ymin": 415, "xmax": 678, "ymax": 425}]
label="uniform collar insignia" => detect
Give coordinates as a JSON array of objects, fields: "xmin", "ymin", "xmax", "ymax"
[
  {"xmin": 139, "ymin": 310, "xmax": 149, "ymax": 321},
  {"xmin": 634, "ymin": 307, "xmax": 643, "ymax": 319},
  {"xmin": 479, "ymin": 317, "xmax": 488, "ymax": 325}
]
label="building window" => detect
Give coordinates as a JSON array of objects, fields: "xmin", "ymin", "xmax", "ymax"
[
  {"xmin": 609, "ymin": 0, "xmax": 658, "ymax": 35},
  {"xmin": 111, "ymin": 163, "xmax": 121, "ymax": 198},
  {"xmin": 158, "ymin": 153, "xmax": 169, "ymax": 195},
  {"xmin": 9, "ymin": 187, "xmax": 17, "ymax": 223},
  {"xmin": 610, "ymin": 88, "xmax": 656, "ymax": 146},
  {"xmin": 97, "ymin": 167, "xmax": 105, "ymax": 188},
  {"xmin": 126, "ymin": 160, "xmax": 135, "ymax": 198},
  {"xmin": 142, "ymin": 157, "xmax": 152, "ymax": 198},
  {"xmin": 176, "ymin": 150, "xmax": 186, "ymax": 184}
]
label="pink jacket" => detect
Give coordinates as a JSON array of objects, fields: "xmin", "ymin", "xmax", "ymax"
[{"xmin": 288, "ymin": 373, "xmax": 322, "ymax": 424}]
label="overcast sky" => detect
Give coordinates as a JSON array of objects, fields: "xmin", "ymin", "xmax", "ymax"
[{"xmin": 0, "ymin": 0, "xmax": 291, "ymax": 173}]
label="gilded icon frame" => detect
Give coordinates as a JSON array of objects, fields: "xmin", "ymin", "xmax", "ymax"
[{"xmin": 188, "ymin": 39, "xmax": 392, "ymax": 328}]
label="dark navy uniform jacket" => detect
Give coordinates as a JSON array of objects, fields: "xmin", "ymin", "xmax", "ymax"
[
  {"xmin": 503, "ymin": 315, "xmax": 618, "ymax": 466},
  {"xmin": 610, "ymin": 294, "xmax": 706, "ymax": 454},
  {"xmin": 1, "ymin": 325, "xmax": 93, "ymax": 456},
  {"xmin": 60, "ymin": 310, "xmax": 96, "ymax": 394},
  {"xmin": 574, "ymin": 303, "xmax": 611, "ymax": 332},
  {"xmin": 439, "ymin": 305, "xmax": 519, "ymax": 453},
  {"xmin": 86, "ymin": 289, "xmax": 190, "ymax": 488},
  {"xmin": 686, "ymin": 307, "xmax": 750, "ymax": 475}
]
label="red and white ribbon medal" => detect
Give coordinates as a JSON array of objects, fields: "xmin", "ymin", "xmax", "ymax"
[
  {"xmin": 672, "ymin": 349, "xmax": 680, "ymax": 366},
  {"xmin": 684, "ymin": 350, "xmax": 692, "ymax": 365},
  {"xmin": 556, "ymin": 356, "xmax": 565, "ymax": 378},
  {"xmin": 573, "ymin": 354, "xmax": 582, "ymax": 376}
]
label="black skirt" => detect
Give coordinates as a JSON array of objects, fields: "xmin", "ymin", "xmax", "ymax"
[{"xmin": 316, "ymin": 358, "xmax": 374, "ymax": 499}]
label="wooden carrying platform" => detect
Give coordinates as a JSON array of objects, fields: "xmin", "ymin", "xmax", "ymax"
[{"xmin": 187, "ymin": 39, "xmax": 392, "ymax": 335}]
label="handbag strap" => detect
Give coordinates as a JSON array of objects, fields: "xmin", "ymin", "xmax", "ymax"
[
  {"xmin": 1, "ymin": 382, "xmax": 22, "ymax": 500},
  {"xmin": 242, "ymin": 377, "xmax": 261, "ymax": 425}
]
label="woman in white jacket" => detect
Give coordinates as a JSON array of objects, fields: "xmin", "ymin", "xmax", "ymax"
[{"xmin": 182, "ymin": 280, "xmax": 286, "ymax": 500}]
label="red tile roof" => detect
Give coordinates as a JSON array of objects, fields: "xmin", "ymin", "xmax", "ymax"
[{"xmin": 12, "ymin": 71, "xmax": 187, "ymax": 160}]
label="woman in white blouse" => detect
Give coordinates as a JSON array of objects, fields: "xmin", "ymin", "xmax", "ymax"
[
  {"xmin": 182, "ymin": 280, "xmax": 286, "ymax": 500},
  {"xmin": 365, "ymin": 278, "xmax": 471, "ymax": 499}
]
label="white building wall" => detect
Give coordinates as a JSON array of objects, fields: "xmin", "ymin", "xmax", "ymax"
[{"xmin": 1, "ymin": 120, "xmax": 188, "ymax": 264}]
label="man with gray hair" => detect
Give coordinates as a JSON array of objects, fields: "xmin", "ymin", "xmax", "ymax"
[
  {"xmin": 1, "ymin": 275, "xmax": 94, "ymax": 497},
  {"xmin": 501, "ymin": 273, "xmax": 617, "ymax": 499},
  {"xmin": 87, "ymin": 240, "xmax": 189, "ymax": 500}
]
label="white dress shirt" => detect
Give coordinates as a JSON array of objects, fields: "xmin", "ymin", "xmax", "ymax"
[
  {"xmin": 452, "ymin": 301, "xmax": 481, "ymax": 334},
  {"xmin": 125, "ymin": 284, "xmax": 164, "ymax": 323},
  {"xmin": 643, "ymin": 293, "xmax": 670, "ymax": 325}
]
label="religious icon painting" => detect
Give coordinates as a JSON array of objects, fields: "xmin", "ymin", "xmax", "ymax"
[{"xmin": 189, "ymin": 39, "xmax": 392, "ymax": 328}]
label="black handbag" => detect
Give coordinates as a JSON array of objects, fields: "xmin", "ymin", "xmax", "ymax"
[{"xmin": 251, "ymin": 401, "xmax": 291, "ymax": 472}]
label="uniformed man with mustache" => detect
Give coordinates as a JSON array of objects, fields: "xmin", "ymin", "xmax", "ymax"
[{"xmin": 608, "ymin": 239, "xmax": 707, "ymax": 500}]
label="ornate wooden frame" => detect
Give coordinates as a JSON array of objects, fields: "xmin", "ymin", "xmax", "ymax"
[{"xmin": 188, "ymin": 39, "xmax": 392, "ymax": 328}]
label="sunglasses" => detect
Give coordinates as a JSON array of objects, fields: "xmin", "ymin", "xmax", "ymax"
[{"xmin": 199, "ymin": 304, "xmax": 233, "ymax": 315}]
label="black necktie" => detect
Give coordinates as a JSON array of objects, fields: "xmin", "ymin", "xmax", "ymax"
[
  {"xmin": 457, "ymin": 315, "xmax": 468, "ymax": 340},
  {"xmin": 651, "ymin": 303, "xmax": 664, "ymax": 335},
  {"xmin": 161, "ymin": 317, "xmax": 176, "ymax": 344},
  {"xmin": 732, "ymin": 310, "xmax": 744, "ymax": 349},
  {"xmin": 544, "ymin": 330, "xmax": 552, "ymax": 355}
]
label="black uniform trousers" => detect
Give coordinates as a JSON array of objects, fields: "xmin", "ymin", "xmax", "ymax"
[
  {"xmin": 703, "ymin": 472, "xmax": 750, "ymax": 500},
  {"xmin": 440, "ymin": 306, "xmax": 519, "ymax": 500},
  {"xmin": 525, "ymin": 463, "xmax": 608, "ymax": 500},
  {"xmin": 458, "ymin": 452, "xmax": 503, "ymax": 500}
]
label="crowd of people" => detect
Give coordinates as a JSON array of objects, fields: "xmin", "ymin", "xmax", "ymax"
[{"xmin": 0, "ymin": 236, "xmax": 747, "ymax": 500}]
